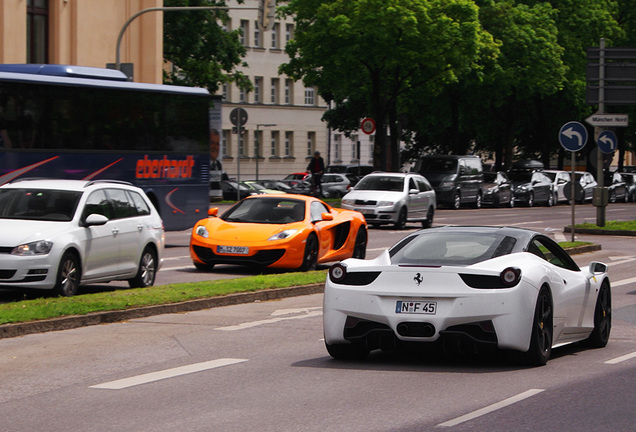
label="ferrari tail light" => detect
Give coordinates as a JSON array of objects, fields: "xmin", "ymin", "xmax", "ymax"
[
  {"xmin": 500, "ymin": 267, "xmax": 521, "ymax": 287},
  {"xmin": 329, "ymin": 263, "xmax": 347, "ymax": 282}
]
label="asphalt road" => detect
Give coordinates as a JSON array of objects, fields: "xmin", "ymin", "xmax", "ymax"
[{"xmin": 1, "ymin": 203, "xmax": 636, "ymax": 431}]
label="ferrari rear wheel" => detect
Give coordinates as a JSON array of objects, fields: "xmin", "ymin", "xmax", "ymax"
[
  {"xmin": 325, "ymin": 341, "xmax": 369, "ymax": 360},
  {"xmin": 299, "ymin": 234, "xmax": 318, "ymax": 271},
  {"xmin": 585, "ymin": 280, "xmax": 611, "ymax": 348},
  {"xmin": 352, "ymin": 227, "xmax": 367, "ymax": 259},
  {"xmin": 522, "ymin": 287, "xmax": 553, "ymax": 366}
]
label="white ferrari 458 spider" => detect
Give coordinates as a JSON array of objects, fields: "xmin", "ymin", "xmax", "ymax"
[{"xmin": 323, "ymin": 226, "xmax": 611, "ymax": 366}]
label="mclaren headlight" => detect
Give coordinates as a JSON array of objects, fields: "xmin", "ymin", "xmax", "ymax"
[
  {"xmin": 268, "ymin": 229, "xmax": 298, "ymax": 241},
  {"xmin": 195, "ymin": 225, "xmax": 209, "ymax": 238}
]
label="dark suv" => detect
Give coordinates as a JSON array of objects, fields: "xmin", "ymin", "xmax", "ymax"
[{"xmin": 413, "ymin": 155, "xmax": 484, "ymax": 209}]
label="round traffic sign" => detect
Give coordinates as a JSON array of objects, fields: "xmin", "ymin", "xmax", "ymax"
[
  {"xmin": 597, "ymin": 130, "xmax": 618, "ymax": 154},
  {"xmin": 361, "ymin": 117, "xmax": 376, "ymax": 135},
  {"xmin": 230, "ymin": 108, "xmax": 248, "ymax": 126},
  {"xmin": 558, "ymin": 121, "xmax": 588, "ymax": 152}
]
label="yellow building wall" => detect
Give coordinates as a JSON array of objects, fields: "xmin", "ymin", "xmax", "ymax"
[{"xmin": 1, "ymin": 0, "xmax": 163, "ymax": 84}]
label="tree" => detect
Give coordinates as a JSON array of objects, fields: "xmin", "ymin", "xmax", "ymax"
[
  {"xmin": 279, "ymin": 0, "xmax": 497, "ymax": 171},
  {"xmin": 163, "ymin": 0, "xmax": 252, "ymax": 94}
]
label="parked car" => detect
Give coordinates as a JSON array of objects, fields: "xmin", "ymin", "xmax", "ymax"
[
  {"xmin": 190, "ymin": 194, "xmax": 367, "ymax": 271},
  {"xmin": 341, "ymin": 172, "xmax": 436, "ymax": 230},
  {"xmin": 283, "ymin": 172, "xmax": 310, "ymax": 181},
  {"xmin": 320, "ymin": 173, "xmax": 353, "ymax": 198},
  {"xmin": 242, "ymin": 180, "xmax": 285, "ymax": 195},
  {"xmin": 481, "ymin": 171, "xmax": 514, "ymax": 207},
  {"xmin": 413, "ymin": 155, "xmax": 483, "ymax": 209},
  {"xmin": 278, "ymin": 179, "xmax": 313, "ymax": 195},
  {"xmin": 221, "ymin": 180, "xmax": 257, "ymax": 201},
  {"xmin": 569, "ymin": 172, "xmax": 597, "ymax": 203},
  {"xmin": 543, "ymin": 170, "xmax": 571, "ymax": 204},
  {"xmin": 323, "ymin": 226, "xmax": 611, "ymax": 365},
  {"xmin": 621, "ymin": 172, "xmax": 636, "ymax": 202},
  {"xmin": 0, "ymin": 179, "xmax": 165, "ymax": 296},
  {"xmin": 325, "ymin": 164, "xmax": 374, "ymax": 183},
  {"xmin": 605, "ymin": 172, "xmax": 629, "ymax": 203},
  {"xmin": 508, "ymin": 161, "xmax": 555, "ymax": 207}
]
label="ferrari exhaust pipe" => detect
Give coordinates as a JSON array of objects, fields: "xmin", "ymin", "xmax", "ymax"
[{"xmin": 397, "ymin": 322, "xmax": 435, "ymax": 337}]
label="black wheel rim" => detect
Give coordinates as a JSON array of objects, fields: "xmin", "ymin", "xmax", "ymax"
[
  {"xmin": 536, "ymin": 294, "xmax": 552, "ymax": 354},
  {"xmin": 304, "ymin": 237, "xmax": 318, "ymax": 269},
  {"xmin": 597, "ymin": 286, "xmax": 612, "ymax": 341}
]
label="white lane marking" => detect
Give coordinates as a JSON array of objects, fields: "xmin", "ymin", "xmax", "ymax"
[
  {"xmin": 216, "ymin": 309, "xmax": 322, "ymax": 331},
  {"xmin": 437, "ymin": 389, "xmax": 545, "ymax": 427},
  {"xmin": 609, "ymin": 258, "xmax": 636, "ymax": 267},
  {"xmin": 90, "ymin": 358, "xmax": 248, "ymax": 390},
  {"xmin": 612, "ymin": 277, "xmax": 636, "ymax": 287},
  {"xmin": 161, "ymin": 265, "xmax": 194, "ymax": 271},
  {"xmin": 507, "ymin": 220, "xmax": 544, "ymax": 226},
  {"xmin": 605, "ymin": 352, "xmax": 636, "ymax": 365},
  {"xmin": 271, "ymin": 307, "xmax": 321, "ymax": 316}
]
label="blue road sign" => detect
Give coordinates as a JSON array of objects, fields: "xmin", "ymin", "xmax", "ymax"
[
  {"xmin": 598, "ymin": 130, "xmax": 618, "ymax": 154},
  {"xmin": 559, "ymin": 121, "xmax": 588, "ymax": 152}
]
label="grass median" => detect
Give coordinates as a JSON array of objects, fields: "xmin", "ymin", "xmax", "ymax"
[
  {"xmin": 0, "ymin": 239, "xmax": 604, "ymax": 326},
  {"xmin": 0, "ymin": 270, "xmax": 328, "ymax": 325}
]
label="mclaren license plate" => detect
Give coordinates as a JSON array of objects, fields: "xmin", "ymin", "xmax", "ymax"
[
  {"xmin": 217, "ymin": 245, "xmax": 249, "ymax": 255},
  {"xmin": 395, "ymin": 300, "xmax": 437, "ymax": 315}
]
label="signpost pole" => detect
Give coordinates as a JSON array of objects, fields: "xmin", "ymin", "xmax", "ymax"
[
  {"xmin": 571, "ymin": 152, "xmax": 576, "ymax": 242},
  {"xmin": 596, "ymin": 38, "xmax": 606, "ymax": 227}
]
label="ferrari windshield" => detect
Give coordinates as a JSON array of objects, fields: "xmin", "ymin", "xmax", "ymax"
[
  {"xmin": 390, "ymin": 231, "xmax": 517, "ymax": 266},
  {"xmin": 222, "ymin": 197, "xmax": 306, "ymax": 224},
  {"xmin": 0, "ymin": 189, "xmax": 81, "ymax": 222}
]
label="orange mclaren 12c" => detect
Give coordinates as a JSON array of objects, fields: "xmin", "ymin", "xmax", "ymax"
[{"xmin": 190, "ymin": 194, "xmax": 368, "ymax": 271}]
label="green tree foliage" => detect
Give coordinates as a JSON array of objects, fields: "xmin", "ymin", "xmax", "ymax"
[
  {"xmin": 163, "ymin": 0, "xmax": 252, "ymax": 94},
  {"xmin": 279, "ymin": 0, "xmax": 497, "ymax": 171},
  {"xmin": 281, "ymin": 0, "xmax": 628, "ymax": 170}
]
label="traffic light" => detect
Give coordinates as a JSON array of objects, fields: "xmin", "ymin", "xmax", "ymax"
[{"xmin": 258, "ymin": 0, "xmax": 276, "ymax": 31}]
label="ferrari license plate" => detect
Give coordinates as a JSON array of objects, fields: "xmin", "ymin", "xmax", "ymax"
[
  {"xmin": 217, "ymin": 245, "xmax": 249, "ymax": 255},
  {"xmin": 395, "ymin": 301, "xmax": 437, "ymax": 315}
]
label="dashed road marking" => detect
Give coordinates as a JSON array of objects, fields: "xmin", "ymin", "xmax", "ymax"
[{"xmin": 90, "ymin": 358, "xmax": 248, "ymax": 390}]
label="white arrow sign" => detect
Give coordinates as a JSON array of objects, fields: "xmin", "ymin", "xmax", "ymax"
[{"xmin": 585, "ymin": 113, "xmax": 629, "ymax": 127}]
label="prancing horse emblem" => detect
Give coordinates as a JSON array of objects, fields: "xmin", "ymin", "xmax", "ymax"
[{"xmin": 414, "ymin": 273, "xmax": 423, "ymax": 286}]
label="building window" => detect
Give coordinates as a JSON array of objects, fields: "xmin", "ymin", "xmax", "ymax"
[
  {"xmin": 334, "ymin": 134, "xmax": 341, "ymax": 161},
  {"xmin": 240, "ymin": 20, "xmax": 249, "ymax": 46},
  {"xmin": 304, "ymin": 87, "xmax": 315, "ymax": 105},
  {"xmin": 285, "ymin": 132, "xmax": 293, "ymax": 157},
  {"xmin": 254, "ymin": 77, "xmax": 262, "ymax": 103},
  {"xmin": 271, "ymin": 23, "xmax": 279, "ymax": 49},
  {"xmin": 222, "ymin": 83, "xmax": 228, "ymax": 101},
  {"xmin": 239, "ymin": 87, "xmax": 246, "ymax": 103},
  {"xmin": 27, "ymin": 0, "xmax": 49, "ymax": 63},
  {"xmin": 270, "ymin": 78, "xmax": 279, "ymax": 104},
  {"xmin": 286, "ymin": 24, "xmax": 293, "ymax": 44},
  {"xmin": 351, "ymin": 134, "xmax": 359, "ymax": 160},
  {"xmin": 254, "ymin": 21, "xmax": 261, "ymax": 48},
  {"xmin": 307, "ymin": 132, "xmax": 315, "ymax": 156},
  {"xmin": 270, "ymin": 131, "xmax": 279, "ymax": 156},
  {"xmin": 254, "ymin": 130, "xmax": 263, "ymax": 158},
  {"xmin": 238, "ymin": 130, "xmax": 246, "ymax": 157},
  {"xmin": 369, "ymin": 135, "xmax": 374, "ymax": 164},
  {"xmin": 223, "ymin": 130, "xmax": 232, "ymax": 157},
  {"xmin": 284, "ymin": 79, "xmax": 293, "ymax": 105}
]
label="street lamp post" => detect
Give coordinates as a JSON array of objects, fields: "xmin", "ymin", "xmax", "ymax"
[{"xmin": 255, "ymin": 123, "xmax": 276, "ymax": 181}]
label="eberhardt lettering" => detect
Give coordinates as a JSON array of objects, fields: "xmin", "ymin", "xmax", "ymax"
[{"xmin": 136, "ymin": 155, "xmax": 195, "ymax": 179}]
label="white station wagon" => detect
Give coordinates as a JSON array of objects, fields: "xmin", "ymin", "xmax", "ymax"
[{"xmin": 0, "ymin": 179, "xmax": 164, "ymax": 296}]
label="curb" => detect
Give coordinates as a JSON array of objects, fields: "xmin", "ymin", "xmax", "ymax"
[
  {"xmin": 564, "ymin": 227, "xmax": 636, "ymax": 237},
  {"xmin": 0, "ymin": 283, "xmax": 324, "ymax": 340}
]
